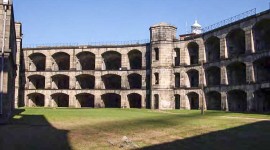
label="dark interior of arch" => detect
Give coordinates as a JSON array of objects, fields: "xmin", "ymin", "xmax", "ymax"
[
  {"xmin": 76, "ymin": 75, "xmax": 95, "ymax": 89},
  {"xmin": 227, "ymin": 62, "xmax": 246, "ymax": 85},
  {"xmin": 205, "ymin": 36, "xmax": 220, "ymax": 62},
  {"xmin": 206, "ymin": 67, "xmax": 221, "ymax": 86},
  {"xmin": 128, "ymin": 93, "xmax": 142, "ymax": 108},
  {"xmin": 76, "ymin": 94, "xmax": 94, "ymax": 108},
  {"xmin": 154, "ymin": 94, "xmax": 159, "ymax": 109},
  {"xmin": 29, "ymin": 75, "xmax": 45, "ymax": 89},
  {"xmin": 187, "ymin": 70, "xmax": 199, "ymax": 87},
  {"xmin": 52, "ymin": 52, "xmax": 70, "ymax": 70},
  {"xmin": 52, "ymin": 93, "xmax": 69, "ymax": 107},
  {"xmin": 77, "ymin": 52, "xmax": 95, "ymax": 70},
  {"xmin": 101, "ymin": 93, "xmax": 121, "ymax": 108},
  {"xmin": 52, "ymin": 75, "xmax": 69, "ymax": 89},
  {"xmin": 188, "ymin": 92, "xmax": 199, "ymax": 109},
  {"xmin": 253, "ymin": 19, "xmax": 270, "ymax": 51},
  {"xmin": 29, "ymin": 53, "xmax": 46, "ymax": 71},
  {"xmin": 228, "ymin": 90, "xmax": 247, "ymax": 112},
  {"xmin": 206, "ymin": 91, "xmax": 221, "ymax": 110},
  {"xmin": 102, "ymin": 74, "xmax": 121, "ymax": 89},
  {"xmin": 254, "ymin": 88, "xmax": 270, "ymax": 112},
  {"xmin": 175, "ymin": 94, "xmax": 180, "ymax": 109},
  {"xmin": 187, "ymin": 42, "xmax": 199, "ymax": 65},
  {"xmin": 28, "ymin": 93, "xmax": 45, "ymax": 107},
  {"xmin": 253, "ymin": 57, "xmax": 270, "ymax": 83},
  {"xmin": 128, "ymin": 50, "xmax": 142, "ymax": 69},
  {"xmin": 174, "ymin": 48, "xmax": 180, "ymax": 66},
  {"xmin": 226, "ymin": 29, "xmax": 246, "ymax": 57},
  {"xmin": 128, "ymin": 73, "xmax": 142, "ymax": 89},
  {"xmin": 175, "ymin": 73, "xmax": 180, "ymax": 88},
  {"xmin": 102, "ymin": 51, "xmax": 121, "ymax": 70}
]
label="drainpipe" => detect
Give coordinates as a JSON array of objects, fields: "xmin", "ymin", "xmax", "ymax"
[{"xmin": 0, "ymin": 0, "xmax": 9, "ymax": 114}]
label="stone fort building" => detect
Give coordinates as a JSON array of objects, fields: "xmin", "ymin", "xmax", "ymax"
[{"xmin": 4, "ymin": 3, "xmax": 269, "ymax": 113}]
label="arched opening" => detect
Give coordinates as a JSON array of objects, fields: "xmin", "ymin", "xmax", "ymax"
[
  {"xmin": 187, "ymin": 69, "xmax": 199, "ymax": 87},
  {"xmin": 254, "ymin": 88, "xmax": 270, "ymax": 112},
  {"xmin": 28, "ymin": 75, "xmax": 45, "ymax": 89},
  {"xmin": 174, "ymin": 48, "xmax": 180, "ymax": 66},
  {"xmin": 128, "ymin": 73, "xmax": 142, "ymax": 89},
  {"xmin": 28, "ymin": 93, "xmax": 45, "ymax": 107},
  {"xmin": 175, "ymin": 73, "xmax": 180, "ymax": 88},
  {"xmin": 52, "ymin": 52, "xmax": 70, "ymax": 71},
  {"xmin": 52, "ymin": 75, "xmax": 69, "ymax": 89},
  {"xmin": 253, "ymin": 19, "xmax": 270, "ymax": 51},
  {"xmin": 187, "ymin": 42, "xmax": 199, "ymax": 65},
  {"xmin": 154, "ymin": 94, "xmax": 159, "ymax": 109},
  {"xmin": 128, "ymin": 93, "xmax": 142, "ymax": 108},
  {"xmin": 227, "ymin": 90, "xmax": 247, "ymax": 112},
  {"xmin": 187, "ymin": 92, "xmax": 199, "ymax": 109},
  {"xmin": 101, "ymin": 93, "xmax": 121, "ymax": 108},
  {"xmin": 76, "ymin": 51, "xmax": 95, "ymax": 70},
  {"xmin": 205, "ymin": 66, "xmax": 221, "ymax": 86},
  {"xmin": 227, "ymin": 62, "xmax": 246, "ymax": 85},
  {"xmin": 128, "ymin": 50, "xmax": 142, "ymax": 69},
  {"xmin": 154, "ymin": 73, "xmax": 159, "ymax": 85},
  {"xmin": 226, "ymin": 28, "xmax": 246, "ymax": 58},
  {"xmin": 76, "ymin": 74, "xmax": 95, "ymax": 89},
  {"xmin": 29, "ymin": 53, "xmax": 46, "ymax": 71},
  {"xmin": 102, "ymin": 74, "xmax": 121, "ymax": 89},
  {"xmin": 102, "ymin": 51, "xmax": 121, "ymax": 70},
  {"xmin": 154, "ymin": 48, "xmax": 159, "ymax": 61},
  {"xmin": 206, "ymin": 91, "xmax": 221, "ymax": 110},
  {"xmin": 175, "ymin": 94, "xmax": 180, "ymax": 109},
  {"xmin": 51, "ymin": 93, "xmax": 69, "ymax": 107},
  {"xmin": 205, "ymin": 36, "xmax": 220, "ymax": 62},
  {"xmin": 253, "ymin": 57, "xmax": 270, "ymax": 83},
  {"xmin": 76, "ymin": 93, "xmax": 95, "ymax": 108}
]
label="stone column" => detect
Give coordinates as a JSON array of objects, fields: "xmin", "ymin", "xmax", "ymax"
[
  {"xmin": 45, "ymin": 73, "xmax": 51, "ymax": 89},
  {"xmin": 69, "ymin": 72, "xmax": 76, "ymax": 90},
  {"xmin": 220, "ymin": 65, "xmax": 228, "ymax": 85},
  {"xmin": 70, "ymin": 51, "xmax": 76, "ymax": 70},
  {"xmin": 246, "ymin": 62, "xmax": 255, "ymax": 84},
  {"xmin": 219, "ymin": 35, "xmax": 228, "ymax": 59},
  {"xmin": 121, "ymin": 72, "xmax": 128, "ymax": 89},
  {"xmin": 46, "ymin": 55, "xmax": 52, "ymax": 71},
  {"xmin": 247, "ymin": 90, "xmax": 255, "ymax": 112},
  {"xmin": 142, "ymin": 73, "xmax": 146, "ymax": 89},
  {"xmin": 121, "ymin": 53, "xmax": 128, "ymax": 70},
  {"xmin": 69, "ymin": 93, "xmax": 75, "ymax": 108},
  {"xmin": 95, "ymin": 72, "xmax": 102, "ymax": 89},
  {"xmin": 94, "ymin": 93, "xmax": 103, "ymax": 108},
  {"xmin": 44, "ymin": 91, "xmax": 50, "ymax": 107},
  {"xmin": 95, "ymin": 51, "xmax": 102, "ymax": 70},
  {"xmin": 244, "ymin": 28, "xmax": 255, "ymax": 54},
  {"xmin": 221, "ymin": 92, "xmax": 228, "ymax": 111},
  {"xmin": 142, "ymin": 51, "xmax": 146, "ymax": 69}
]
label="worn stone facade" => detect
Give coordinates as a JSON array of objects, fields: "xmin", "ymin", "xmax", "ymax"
[{"xmin": 16, "ymin": 9, "xmax": 270, "ymax": 112}]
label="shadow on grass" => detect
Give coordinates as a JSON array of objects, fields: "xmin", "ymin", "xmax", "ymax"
[
  {"xmin": 0, "ymin": 109, "xmax": 71, "ymax": 150},
  {"xmin": 140, "ymin": 121, "xmax": 270, "ymax": 150}
]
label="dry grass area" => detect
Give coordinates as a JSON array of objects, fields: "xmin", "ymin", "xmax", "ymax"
[{"xmin": 0, "ymin": 108, "xmax": 270, "ymax": 150}]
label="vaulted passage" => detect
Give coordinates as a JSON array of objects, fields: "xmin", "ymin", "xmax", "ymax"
[
  {"xmin": 187, "ymin": 42, "xmax": 199, "ymax": 65},
  {"xmin": 101, "ymin": 93, "xmax": 121, "ymax": 108},
  {"xmin": 51, "ymin": 93, "xmax": 69, "ymax": 107},
  {"xmin": 226, "ymin": 28, "xmax": 246, "ymax": 58},
  {"xmin": 175, "ymin": 94, "xmax": 181, "ymax": 109},
  {"xmin": 52, "ymin": 75, "xmax": 69, "ymax": 89},
  {"xmin": 253, "ymin": 19, "xmax": 270, "ymax": 51},
  {"xmin": 227, "ymin": 62, "xmax": 246, "ymax": 85},
  {"xmin": 128, "ymin": 50, "xmax": 142, "ymax": 69},
  {"xmin": 29, "ymin": 53, "xmax": 46, "ymax": 71},
  {"xmin": 76, "ymin": 74, "xmax": 95, "ymax": 89},
  {"xmin": 52, "ymin": 52, "xmax": 70, "ymax": 71},
  {"xmin": 28, "ymin": 75, "xmax": 45, "ymax": 89},
  {"xmin": 254, "ymin": 88, "xmax": 270, "ymax": 112},
  {"xmin": 253, "ymin": 57, "xmax": 270, "ymax": 83},
  {"xmin": 28, "ymin": 93, "xmax": 45, "ymax": 107},
  {"xmin": 228, "ymin": 90, "xmax": 247, "ymax": 112},
  {"xmin": 102, "ymin": 51, "xmax": 121, "ymax": 70},
  {"xmin": 76, "ymin": 51, "xmax": 95, "ymax": 70},
  {"xmin": 128, "ymin": 93, "xmax": 142, "ymax": 108},
  {"xmin": 205, "ymin": 36, "xmax": 220, "ymax": 62},
  {"xmin": 206, "ymin": 66, "xmax": 220, "ymax": 86},
  {"xmin": 187, "ymin": 92, "xmax": 199, "ymax": 109},
  {"xmin": 102, "ymin": 74, "xmax": 121, "ymax": 89},
  {"xmin": 128, "ymin": 73, "xmax": 142, "ymax": 89},
  {"xmin": 206, "ymin": 91, "xmax": 221, "ymax": 110},
  {"xmin": 76, "ymin": 93, "xmax": 95, "ymax": 108},
  {"xmin": 187, "ymin": 69, "xmax": 199, "ymax": 87}
]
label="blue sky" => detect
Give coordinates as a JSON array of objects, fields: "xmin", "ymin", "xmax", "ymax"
[{"xmin": 14, "ymin": 0, "xmax": 269, "ymax": 46}]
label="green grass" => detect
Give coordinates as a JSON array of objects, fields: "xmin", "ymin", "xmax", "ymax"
[{"xmin": 0, "ymin": 108, "xmax": 270, "ymax": 150}]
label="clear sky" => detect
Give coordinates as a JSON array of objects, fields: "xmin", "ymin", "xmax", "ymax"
[{"xmin": 14, "ymin": 0, "xmax": 269, "ymax": 46}]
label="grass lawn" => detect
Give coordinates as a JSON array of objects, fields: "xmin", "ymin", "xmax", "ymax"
[{"xmin": 0, "ymin": 108, "xmax": 270, "ymax": 150}]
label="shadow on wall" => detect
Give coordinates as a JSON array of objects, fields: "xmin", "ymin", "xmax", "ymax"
[
  {"xmin": 140, "ymin": 120, "xmax": 270, "ymax": 150},
  {"xmin": 0, "ymin": 109, "xmax": 71, "ymax": 150}
]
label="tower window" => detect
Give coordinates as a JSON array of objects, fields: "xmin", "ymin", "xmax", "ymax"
[
  {"xmin": 154, "ymin": 48, "xmax": 159, "ymax": 60},
  {"xmin": 154, "ymin": 73, "xmax": 159, "ymax": 85}
]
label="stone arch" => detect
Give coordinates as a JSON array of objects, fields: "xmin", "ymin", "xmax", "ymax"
[
  {"xmin": 28, "ymin": 75, "xmax": 45, "ymax": 89},
  {"xmin": 27, "ymin": 93, "xmax": 45, "ymax": 107},
  {"xmin": 187, "ymin": 69, "xmax": 199, "ymax": 87},
  {"xmin": 102, "ymin": 51, "xmax": 121, "ymax": 70},
  {"xmin": 101, "ymin": 93, "xmax": 121, "ymax": 108},
  {"xmin": 174, "ymin": 94, "xmax": 181, "ymax": 109},
  {"xmin": 226, "ymin": 62, "xmax": 246, "ymax": 85},
  {"xmin": 101, "ymin": 74, "xmax": 121, "ymax": 89},
  {"xmin": 127, "ymin": 93, "xmax": 142, "ymax": 108},
  {"xmin": 76, "ymin": 74, "xmax": 95, "ymax": 89},
  {"xmin": 254, "ymin": 88, "xmax": 270, "ymax": 112},
  {"xmin": 253, "ymin": 56, "xmax": 270, "ymax": 83},
  {"xmin": 187, "ymin": 42, "xmax": 199, "ymax": 65},
  {"xmin": 206, "ymin": 91, "xmax": 221, "ymax": 110},
  {"xmin": 227, "ymin": 90, "xmax": 247, "ymax": 112},
  {"xmin": 51, "ymin": 93, "xmax": 69, "ymax": 107},
  {"xmin": 75, "ymin": 93, "xmax": 95, "ymax": 108},
  {"xmin": 51, "ymin": 74, "xmax": 69, "ymax": 89},
  {"xmin": 52, "ymin": 52, "xmax": 70, "ymax": 71},
  {"xmin": 253, "ymin": 19, "xmax": 270, "ymax": 51},
  {"xmin": 205, "ymin": 36, "xmax": 220, "ymax": 62},
  {"xmin": 187, "ymin": 92, "xmax": 199, "ymax": 109},
  {"xmin": 29, "ymin": 53, "xmax": 46, "ymax": 71},
  {"xmin": 128, "ymin": 73, "xmax": 142, "ymax": 89},
  {"xmin": 205, "ymin": 66, "xmax": 221, "ymax": 86},
  {"xmin": 76, "ymin": 51, "xmax": 95, "ymax": 70},
  {"xmin": 128, "ymin": 49, "xmax": 142, "ymax": 69},
  {"xmin": 226, "ymin": 28, "xmax": 246, "ymax": 58}
]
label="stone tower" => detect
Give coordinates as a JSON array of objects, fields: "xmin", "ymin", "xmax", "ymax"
[{"xmin": 150, "ymin": 22, "xmax": 177, "ymax": 109}]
